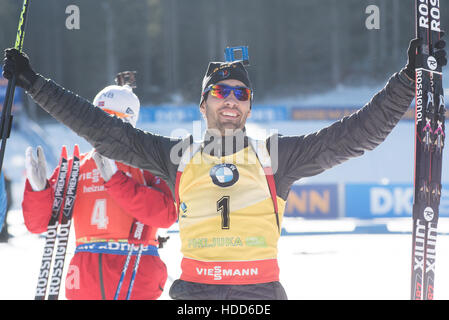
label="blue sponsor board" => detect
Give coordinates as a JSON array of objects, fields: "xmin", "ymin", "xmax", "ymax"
[
  {"xmin": 345, "ymin": 183, "xmax": 449, "ymax": 219},
  {"xmin": 247, "ymin": 105, "xmax": 287, "ymax": 122},
  {"xmin": 139, "ymin": 104, "xmax": 288, "ymax": 123},
  {"xmin": 284, "ymin": 184, "xmax": 339, "ymax": 219},
  {"xmin": 139, "ymin": 105, "xmax": 201, "ymax": 123}
]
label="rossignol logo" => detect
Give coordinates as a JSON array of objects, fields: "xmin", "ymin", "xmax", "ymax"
[
  {"xmin": 35, "ymin": 224, "xmax": 58, "ymax": 297},
  {"xmin": 424, "ymin": 206, "xmax": 435, "ymax": 221},
  {"xmin": 48, "ymin": 221, "xmax": 71, "ymax": 295},
  {"xmin": 196, "ymin": 266, "xmax": 258, "ymax": 281},
  {"xmin": 418, "ymin": 0, "xmax": 441, "ymax": 32},
  {"xmin": 415, "ymin": 70, "xmax": 423, "ymax": 124},
  {"xmin": 427, "ymin": 56, "xmax": 438, "ymax": 70},
  {"xmin": 429, "ymin": 0, "xmax": 441, "ymax": 32},
  {"xmin": 418, "ymin": 0, "xmax": 430, "ymax": 29}
]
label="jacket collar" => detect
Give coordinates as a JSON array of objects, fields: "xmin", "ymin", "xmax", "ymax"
[{"xmin": 202, "ymin": 128, "xmax": 249, "ymax": 157}]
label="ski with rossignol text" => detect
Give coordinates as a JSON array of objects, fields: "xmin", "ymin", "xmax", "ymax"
[
  {"xmin": 411, "ymin": 0, "xmax": 445, "ymax": 300},
  {"xmin": 47, "ymin": 145, "xmax": 80, "ymax": 300},
  {"xmin": 34, "ymin": 146, "xmax": 68, "ymax": 300}
]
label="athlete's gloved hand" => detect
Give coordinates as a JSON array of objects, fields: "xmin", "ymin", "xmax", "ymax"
[
  {"xmin": 2, "ymin": 48, "xmax": 38, "ymax": 91},
  {"xmin": 404, "ymin": 32, "xmax": 447, "ymax": 80},
  {"xmin": 93, "ymin": 152, "xmax": 118, "ymax": 182},
  {"xmin": 25, "ymin": 146, "xmax": 48, "ymax": 192}
]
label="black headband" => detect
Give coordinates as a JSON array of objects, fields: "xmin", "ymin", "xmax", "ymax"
[{"xmin": 200, "ymin": 61, "xmax": 252, "ymax": 105}]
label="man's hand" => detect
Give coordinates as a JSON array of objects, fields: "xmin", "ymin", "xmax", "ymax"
[
  {"xmin": 404, "ymin": 32, "xmax": 447, "ymax": 80},
  {"xmin": 92, "ymin": 152, "xmax": 118, "ymax": 182},
  {"xmin": 2, "ymin": 48, "xmax": 37, "ymax": 91}
]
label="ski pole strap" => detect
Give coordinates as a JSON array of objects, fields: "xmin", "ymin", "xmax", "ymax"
[{"xmin": 75, "ymin": 242, "xmax": 159, "ymax": 256}]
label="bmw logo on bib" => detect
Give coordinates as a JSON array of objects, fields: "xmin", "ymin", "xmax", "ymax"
[{"xmin": 210, "ymin": 163, "xmax": 239, "ymax": 187}]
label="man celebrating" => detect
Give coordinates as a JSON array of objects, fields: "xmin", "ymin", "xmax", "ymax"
[{"xmin": 3, "ymin": 35, "xmax": 446, "ymax": 299}]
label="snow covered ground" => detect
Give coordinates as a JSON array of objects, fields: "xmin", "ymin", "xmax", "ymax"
[{"xmin": 2, "ymin": 209, "xmax": 449, "ymax": 300}]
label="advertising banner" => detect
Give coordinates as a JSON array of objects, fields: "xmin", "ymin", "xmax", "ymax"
[
  {"xmin": 345, "ymin": 183, "xmax": 449, "ymax": 219},
  {"xmin": 284, "ymin": 184, "xmax": 339, "ymax": 219}
]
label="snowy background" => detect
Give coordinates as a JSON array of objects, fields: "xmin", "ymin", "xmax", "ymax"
[{"xmin": 1, "ymin": 0, "xmax": 448, "ymax": 299}]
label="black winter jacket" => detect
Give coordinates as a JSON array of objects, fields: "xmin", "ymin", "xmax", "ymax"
[{"xmin": 28, "ymin": 71, "xmax": 415, "ymax": 200}]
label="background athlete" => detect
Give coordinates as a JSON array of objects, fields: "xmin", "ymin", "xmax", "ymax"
[{"xmin": 21, "ymin": 75, "xmax": 177, "ymax": 300}]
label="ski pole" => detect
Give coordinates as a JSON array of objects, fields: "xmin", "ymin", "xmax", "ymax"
[
  {"xmin": 115, "ymin": 219, "xmax": 148, "ymax": 300},
  {"xmin": 0, "ymin": 0, "xmax": 31, "ymax": 176},
  {"xmin": 125, "ymin": 244, "xmax": 144, "ymax": 300},
  {"xmin": 114, "ymin": 244, "xmax": 135, "ymax": 300}
]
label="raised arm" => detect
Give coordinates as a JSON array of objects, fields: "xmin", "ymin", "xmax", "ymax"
[{"xmin": 272, "ymin": 70, "xmax": 414, "ymax": 199}]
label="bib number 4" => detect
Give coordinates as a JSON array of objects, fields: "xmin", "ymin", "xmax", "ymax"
[{"xmin": 91, "ymin": 199, "xmax": 109, "ymax": 229}]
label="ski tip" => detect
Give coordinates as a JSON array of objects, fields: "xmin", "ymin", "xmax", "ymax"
[
  {"xmin": 60, "ymin": 145, "xmax": 68, "ymax": 159},
  {"xmin": 73, "ymin": 144, "xmax": 80, "ymax": 157}
]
